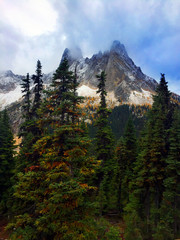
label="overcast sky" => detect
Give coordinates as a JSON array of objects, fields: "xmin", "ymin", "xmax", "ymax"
[{"xmin": 0, "ymin": 0, "xmax": 180, "ymax": 93}]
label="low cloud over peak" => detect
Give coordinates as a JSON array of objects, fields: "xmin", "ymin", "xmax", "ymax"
[{"xmin": 0, "ymin": 0, "xmax": 180, "ymax": 93}]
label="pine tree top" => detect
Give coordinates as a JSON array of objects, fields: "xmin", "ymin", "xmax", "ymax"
[{"xmin": 153, "ymin": 73, "xmax": 171, "ymax": 107}]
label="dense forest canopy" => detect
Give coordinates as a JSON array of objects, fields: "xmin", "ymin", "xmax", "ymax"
[{"xmin": 0, "ymin": 61, "xmax": 179, "ymax": 240}]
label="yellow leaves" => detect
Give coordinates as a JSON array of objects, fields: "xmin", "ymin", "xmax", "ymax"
[
  {"xmin": 79, "ymin": 183, "xmax": 89, "ymax": 189},
  {"xmin": 79, "ymin": 182, "xmax": 97, "ymax": 192},
  {"xmin": 52, "ymin": 161, "xmax": 63, "ymax": 168},
  {"xmin": 80, "ymin": 167, "xmax": 93, "ymax": 175},
  {"xmin": 44, "ymin": 104, "xmax": 55, "ymax": 112},
  {"xmin": 34, "ymin": 135, "xmax": 52, "ymax": 154},
  {"xmin": 39, "ymin": 207, "xmax": 49, "ymax": 214},
  {"xmin": 64, "ymin": 146, "xmax": 87, "ymax": 158},
  {"xmin": 81, "ymin": 111, "xmax": 86, "ymax": 117},
  {"xmin": 170, "ymin": 96, "xmax": 180, "ymax": 105},
  {"xmin": 63, "ymin": 151, "xmax": 69, "ymax": 157},
  {"xmin": 79, "ymin": 158, "xmax": 101, "ymax": 176},
  {"xmin": 46, "ymin": 161, "xmax": 68, "ymax": 171},
  {"xmin": 91, "ymin": 113, "xmax": 95, "ymax": 119}
]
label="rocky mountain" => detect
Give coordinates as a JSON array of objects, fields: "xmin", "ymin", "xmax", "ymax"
[
  {"xmin": 61, "ymin": 40, "xmax": 158, "ymax": 105},
  {"xmin": 0, "ymin": 40, "xmax": 160, "ymax": 110},
  {"xmin": 0, "ymin": 40, "xmax": 159, "ymax": 110},
  {"xmin": 1, "ymin": 40, "xmax": 180, "ymax": 134},
  {"xmin": 0, "ymin": 70, "xmax": 23, "ymax": 109},
  {"xmin": 0, "ymin": 70, "xmax": 22, "ymax": 92}
]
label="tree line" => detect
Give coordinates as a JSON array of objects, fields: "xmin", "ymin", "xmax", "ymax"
[{"xmin": 0, "ymin": 59, "xmax": 179, "ymax": 240}]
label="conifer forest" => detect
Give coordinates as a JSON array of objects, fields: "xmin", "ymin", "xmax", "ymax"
[{"xmin": 0, "ymin": 59, "xmax": 180, "ymax": 240}]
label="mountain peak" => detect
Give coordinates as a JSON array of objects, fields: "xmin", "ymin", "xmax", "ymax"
[
  {"xmin": 0, "ymin": 70, "xmax": 14, "ymax": 77},
  {"xmin": 110, "ymin": 40, "xmax": 128, "ymax": 57},
  {"xmin": 61, "ymin": 47, "xmax": 83, "ymax": 65}
]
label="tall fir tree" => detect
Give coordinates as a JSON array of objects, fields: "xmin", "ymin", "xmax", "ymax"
[
  {"xmin": 123, "ymin": 116, "xmax": 137, "ymax": 184},
  {"xmin": 95, "ymin": 71, "xmax": 116, "ymax": 213},
  {"xmin": 0, "ymin": 110, "xmax": 15, "ymax": 214},
  {"xmin": 72, "ymin": 64, "xmax": 79, "ymax": 124},
  {"xmin": 21, "ymin": 73, "xmax": 31, "ymax": 120},
  {"xmin": 154, "ymin": 108, "xmax": 180, "ymax": 240},
  {"xmin": 115, "ymin": 137, "xmax": 127, "ymax": 214},
  {"xmin": 115, "ymin": 117, "xmax": 137, "ymax": 214},
  {"xmin": 19, "ymin": 73, "xmax": 31, "ymax": 138},
  {"xmin": 17, "ymin": 63, "xmax": 43, "ymax": 173},
  {"xmin": 32, "ymin": 60, "xmax": 43, "ymax": 117},
  {"xmin": 9, "ymin": 59, "xmax": 99, "ymax": 239},
  {"xmin": 95, "ymin": 71, "xmax": 114, "ymax": 173},
  {"xmin": 125, "ymin": 74, "xmax": 174, "ymax": 240}
]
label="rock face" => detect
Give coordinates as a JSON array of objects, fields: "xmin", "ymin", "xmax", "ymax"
[
  {"xmin": 0, "ymin": 70, "xmax": 24, "ymax": 109},
  {"xmin": 1, "ymin": 40, "xmax": 180, "ymax": 134},
  {"xmin": 63, "ymin": 40, "xmax": 158, "ymax": 104},
  {"xmin": 1, "ymin": 40, "xmax": 179, "ymax": 110},
  {"xmin": 61, "ymin": 47, "xmax": 83, "ymax": 65},
  {"xmin": 0, "ymin": 70, "xmax": 22, "ymax": 93}
]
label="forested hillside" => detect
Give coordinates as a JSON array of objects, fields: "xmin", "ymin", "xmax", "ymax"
[
  {"xmin": 0, "ymin": 60, "xmax": 179, "ymax": 240},
  {"xmin": 88, "ymin": 104, "xmax": 150, "ymax": 140}
]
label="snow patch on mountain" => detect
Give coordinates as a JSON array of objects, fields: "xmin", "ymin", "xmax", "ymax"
[
  {"xmin": 127, "ymin": 72, "xmax": 135, "ymax": 81},
  {"xmin": 107, "ymin": 91, "xmax": 118, "ymax": 104},
  {"xmin": 77, "ymin": 85, "xmax": 118, "ymax": 107},
  {"xmin": 128, "ymin": 90, "xmax": 153, "ymax": 105},
  {"xmin": 77, "ymin": 85, "xmax": 98, "ymax": 98},
  {"xmin": 0, "ymin": 70, "xmax": 22, "ymax": 83},
  {"xmin": 0, "ymin": 85, "xmax": 23, "ymax": 110},
  {"xmin": 0, "ymin": 76, "xmax": 15, "ymax": 85}
]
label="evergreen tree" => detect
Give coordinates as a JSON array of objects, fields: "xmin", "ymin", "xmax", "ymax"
[
  {"xmin": 95, "ymin": 71, "xmax": 115, "ymax": 213},
  {"xmin": 0, "ymin": 110, "xmax": 15, "ymax": 213},
  {"xmin": 16, "ymin": 63, "xmax": 43, "ymax": 174},
  {"xmin": 89, "ymin": 104, "xmax": 149, "ymax": 141},
  {"xmin": 154, "ymin": 108, "xmax": 180, "ymax": 240},
  {"xmin": 124, "ymin": 116, "xmax": 137, "ymax": 174},
  {"xmin": 115, "ymin": 137, "xmax": 127, "ymax": 213},
  {"xmin": 115, "ymin": 117, "xmax": 137, "ymax": 214},
  {"xmin": 19, "ymin": 73, "xmax": 31, "ymax": 139},
  {"xmin": 72, "ymin": 64, "xmax": 79, "ymax": 124},
  {"xmin": 52, "ymin": 58, "xmax": 74, "ymax": 123},
  {"xmin": 95, "ymin": 71, "xmax": 114, "ymax": 172},
  {"xmin": 32, "ymin": 60, "xmax": 43, "ymax": 116},
  {"xmin": 125, "ymin": 74, "xmax": 173, "ymax": 239},
  {"xmin": 9, "ymin": 59, "xmax": 99, "ymax": 239},
  {"xmin": 21, "ymin": 73, "xmax": 31, "ymax": 120}
]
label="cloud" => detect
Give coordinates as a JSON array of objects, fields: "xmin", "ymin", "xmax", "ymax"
[
  {"xmin": 0, "ymin": 0, "xmax": 180, "ymax": 93},
  {"xmin": 0, "ymin": 0, "xmax": 58, "ymax": 37},
  {"xmin": 0, "ymin": 21, "xmax": 24, "ymax": 71}
]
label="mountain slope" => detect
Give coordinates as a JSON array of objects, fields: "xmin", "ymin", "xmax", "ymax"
[
  {"xmin": 63, "ymin": 40, "xmax": 157, "ymax": 104},
  {"xmin": 0, "ymin": 70, "xmax": 23, "ymax": 109},
  {"xmin": 0, "ymin": 40, "xmax": 173, "ymax": 109}
]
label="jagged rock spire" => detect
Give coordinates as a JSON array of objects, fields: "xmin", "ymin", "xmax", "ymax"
[
  {"xmin": 110, "ymin": 40, "xmax": 128, "ymax": 57},
  {"xmin": 61, "ymin": 47, "xmax": 83, "ymax": 65}
]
